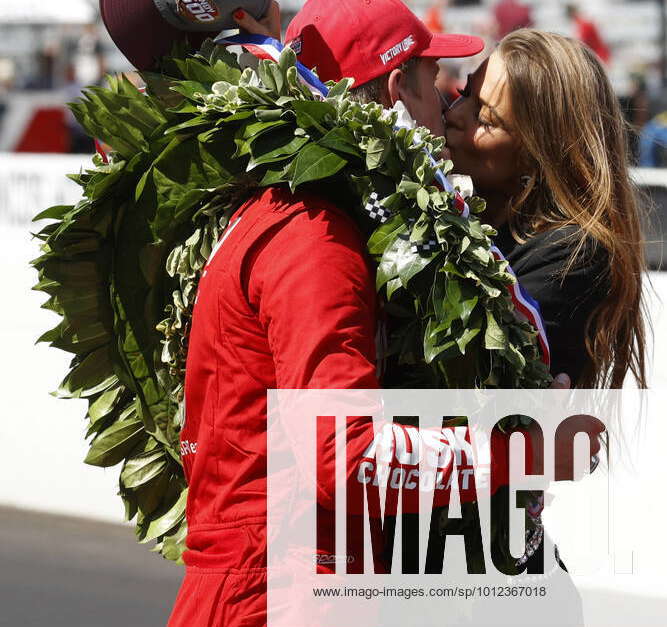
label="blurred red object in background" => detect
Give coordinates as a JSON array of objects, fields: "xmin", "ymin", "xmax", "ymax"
[
  {"xmin": 424, "ymin": 1, "xmax": 445, "ymax": 34},
  {"xmin": 14, "ymin": 106, "xmax": 69, "ymax": 153}
]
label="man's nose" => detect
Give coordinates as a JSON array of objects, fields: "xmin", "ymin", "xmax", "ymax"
[
  {"xmin": 437, "ymin": 88, "xmax": 450, "ymax": 113},
  {"xmin": 444, "ymin": 97, "xmax": 464, "ymax": 129},
  {"xmin": 436, "ymin": 89, "xmax": 450, "ymax": 130}
]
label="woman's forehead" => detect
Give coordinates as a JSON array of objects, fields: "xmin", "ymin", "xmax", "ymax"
[{"xmin": 475, "ymin": 53, "xmax": 509, "ymax": 115}]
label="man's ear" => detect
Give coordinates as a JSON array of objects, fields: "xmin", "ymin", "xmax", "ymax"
[{"xmin": 387, "ymin": 67, "xmax": 406, "ymax": 107}]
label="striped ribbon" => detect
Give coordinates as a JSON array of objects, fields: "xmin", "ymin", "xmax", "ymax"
[
  {"xmin": 214, "ymin": 33, "xmax": 330, "ymax": 97},
  {"xmin": 94, "ymin": 139, "xmax": 109, "ymax": 164},
  {"xmin": 491, "ymin": 248, "xmax": 550, "ymax": 365}
]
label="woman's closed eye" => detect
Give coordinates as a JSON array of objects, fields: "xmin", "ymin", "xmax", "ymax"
[
  {"xmin": 477, "ymin": 115, "xmax": 493, "ymax": 130},
  {"xmin": 456, "ymin": 84, "xmax": 471, "ymax": 98},
  {"xmin": 456, "ymin": 74, "xmax": 473, "ymax": 98}
]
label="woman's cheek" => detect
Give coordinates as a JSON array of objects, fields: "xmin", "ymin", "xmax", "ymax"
[
  {"xmin": 471, "ymin": 132, "xmax": 491, "ymax": 163},
  {"xmin": 473, "ymin": 126, "xmax": 493, "ymax": 147}
]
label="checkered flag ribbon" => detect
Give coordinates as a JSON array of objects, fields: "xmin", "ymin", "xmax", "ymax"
[
  {"xmin": 402, "ymin": 217, "xmax": 440, "ymax": 255},
  {"xmin": 363, "ymin": 192, "xmax": 393, "ymax": 223},
  {"xmin": 411, "ymin": 238, "xmax": 439, "ymax": 254}
]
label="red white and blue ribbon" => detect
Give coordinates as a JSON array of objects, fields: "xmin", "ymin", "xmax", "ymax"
[
  {"xmin": 216, "ymin": 34, "xmax": 551, "ymax": 368},
  {"xmin": 214, "ymin": 33, "xmax": 329, "ymax": 99},
  {"xmin": 491, "ymin": 247, "xmax": 550, "ymax": 366},
  {"xmin": 427, "ymin": 153, "xmax": 469, "ymax": 217}
]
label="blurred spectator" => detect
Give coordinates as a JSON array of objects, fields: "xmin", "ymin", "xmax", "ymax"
[
  {"xmin": 63, "ymin": 63, "xmax": 94, "ymax": 154},
  {"xmin": 639, "ymin": 112, "xmax": 667, "ymax": 167},
  {"xmin": 0, "ymin": 58, "xmax": 16, "ymax": 91},
  {"xmin": 24, "ymin": 47, "xmax": 57, "ymax": 90},
  {"xmin": 424, "ymin": 0, "xmax": 446, "ymax": 34},
  {"xmin": 493, "ymin": 0, "xmax": 533, "ymax": 40},
  {"xmin": 623, "ymin": 72, "xmax": 650, "ymax": 162},
  {"xmin": 71, "ymin": 24, "xmax": 106, "ymax": 87},
  {"xmin": 0, "ymin": 57, "xmax": 14, "ymax": 128},
  {"xmin": 565, "ymin": 4, "xmax": 610, "ymax": 65}
]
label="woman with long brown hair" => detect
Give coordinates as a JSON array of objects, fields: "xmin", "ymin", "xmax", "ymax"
[
  {"xmin": 444, "ymin": 32, "xmax": 650, "ymax": 623},
  {"xmin": 445, "ymin": 28, "xmax": 648, "ymax": 389}
]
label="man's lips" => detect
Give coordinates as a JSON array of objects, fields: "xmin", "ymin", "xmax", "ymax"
[
  {"xmin": 444, "ymin": 130, "xmax": 456, "ymax": 158},
  {"xmin": 442, "ymin": 135, "xmax": 455, "ymax": 161}
]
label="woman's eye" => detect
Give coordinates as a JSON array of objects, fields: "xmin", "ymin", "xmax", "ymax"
[{"xmin": 478, "ymin": 117, "xmax": 492, "ymax": 130}]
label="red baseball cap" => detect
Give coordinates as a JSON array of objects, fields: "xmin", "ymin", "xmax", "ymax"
[{"xmin": 285, "ymin": 0, "xmax": 485, "ymax": 87}]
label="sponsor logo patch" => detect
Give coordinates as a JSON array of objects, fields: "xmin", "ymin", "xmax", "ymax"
[
  {"xmin": 180, "ymin": 439, "xmax": 198, "ymax": 457},
  {"xmin": 379, "ymin": 34, "xmax": 416, "ymax": 65},
  {"xmin": 289, "ymin": 36, "xmax": 303, "ymax": 55},
  {"xmin": 176, "ymin": 0, "xmax": 220, "ymax": 24}
]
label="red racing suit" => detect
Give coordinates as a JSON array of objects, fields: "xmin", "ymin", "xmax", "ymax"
[{"xmin": 168, "ymin": 186, "xmax": 380, "ymax": 626}]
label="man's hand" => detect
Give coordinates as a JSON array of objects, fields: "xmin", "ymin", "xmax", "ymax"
[
  {"xmin": 550, "ymin": 372, "xmax": 571, "ymax": 389},
  {"xmin": 233, "ymin": 1, "xmax": 282, "ymax": 40},
  {"xmin": 524, "ymin": 372, "xmax": 605, "ymax": 480},
  {"xmin": 547, "ymin": 373, "xmax": 604, "ymax": 464}
]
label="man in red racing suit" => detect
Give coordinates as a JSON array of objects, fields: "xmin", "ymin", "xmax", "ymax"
[
  {"xmin": 169, "ymin": 0, "xmax": 487, "ymax": 625},
  {"xmin": 169, "ymin": 187, "xmax": 380, "ymax": 625}
]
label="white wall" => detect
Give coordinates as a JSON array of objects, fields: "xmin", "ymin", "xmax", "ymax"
[{"xmin": 0, "ymin": 153, "xmax": 125, "ymax": 523}]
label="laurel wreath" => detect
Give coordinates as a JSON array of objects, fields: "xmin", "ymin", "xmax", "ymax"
[{"xmin": 31, "ymin": 40, "xmax": 550, "ymax": 563}]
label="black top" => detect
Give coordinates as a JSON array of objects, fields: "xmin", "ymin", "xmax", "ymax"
[{"xmin": 494, "ymin": 223, "xmax": 610, "ymax": 385}]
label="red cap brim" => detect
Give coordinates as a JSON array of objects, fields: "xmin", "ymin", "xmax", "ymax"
[
  {"xmin": 419, "ymin": 33, "xmax": 485, "ymax": 59},
  {"xmin": 100, "ymin": 0, "xmax": 218, "ymax": 70}
]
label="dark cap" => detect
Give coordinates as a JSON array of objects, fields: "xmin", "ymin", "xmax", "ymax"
[{"xmin": 100, "ymin": 0, "xmax": 270, "ymax": 70}]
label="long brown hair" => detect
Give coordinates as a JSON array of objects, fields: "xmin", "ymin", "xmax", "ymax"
[{"xmin": 498, "ymin": 29, "xmax": 648, "ymax": 388}]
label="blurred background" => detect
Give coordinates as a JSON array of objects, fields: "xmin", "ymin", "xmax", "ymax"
[
  {"xmin": 3, "ymin": 0, "xmax": 667, "ymax": 259},
  {"xmin": 0, "ymin": 1, "xmax": 666, "ymax": 625}
]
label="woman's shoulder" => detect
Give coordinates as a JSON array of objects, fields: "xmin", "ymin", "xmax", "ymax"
[
  {"xmin": 494, "ymin": 222, "xmax": 611, "ymax": 384},
  {"xmin": 495, "ymin": 222, "xmax": 609, "ymax": 282}
]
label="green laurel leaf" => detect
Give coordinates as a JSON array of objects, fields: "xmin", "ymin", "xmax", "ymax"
[
  {"xmin": 85, "ymin": 413, "xmax": 145, "ymax": 467},
  {"xmin": 289, "ymin": 143, "xmax": 347, "ymax": 189}
]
